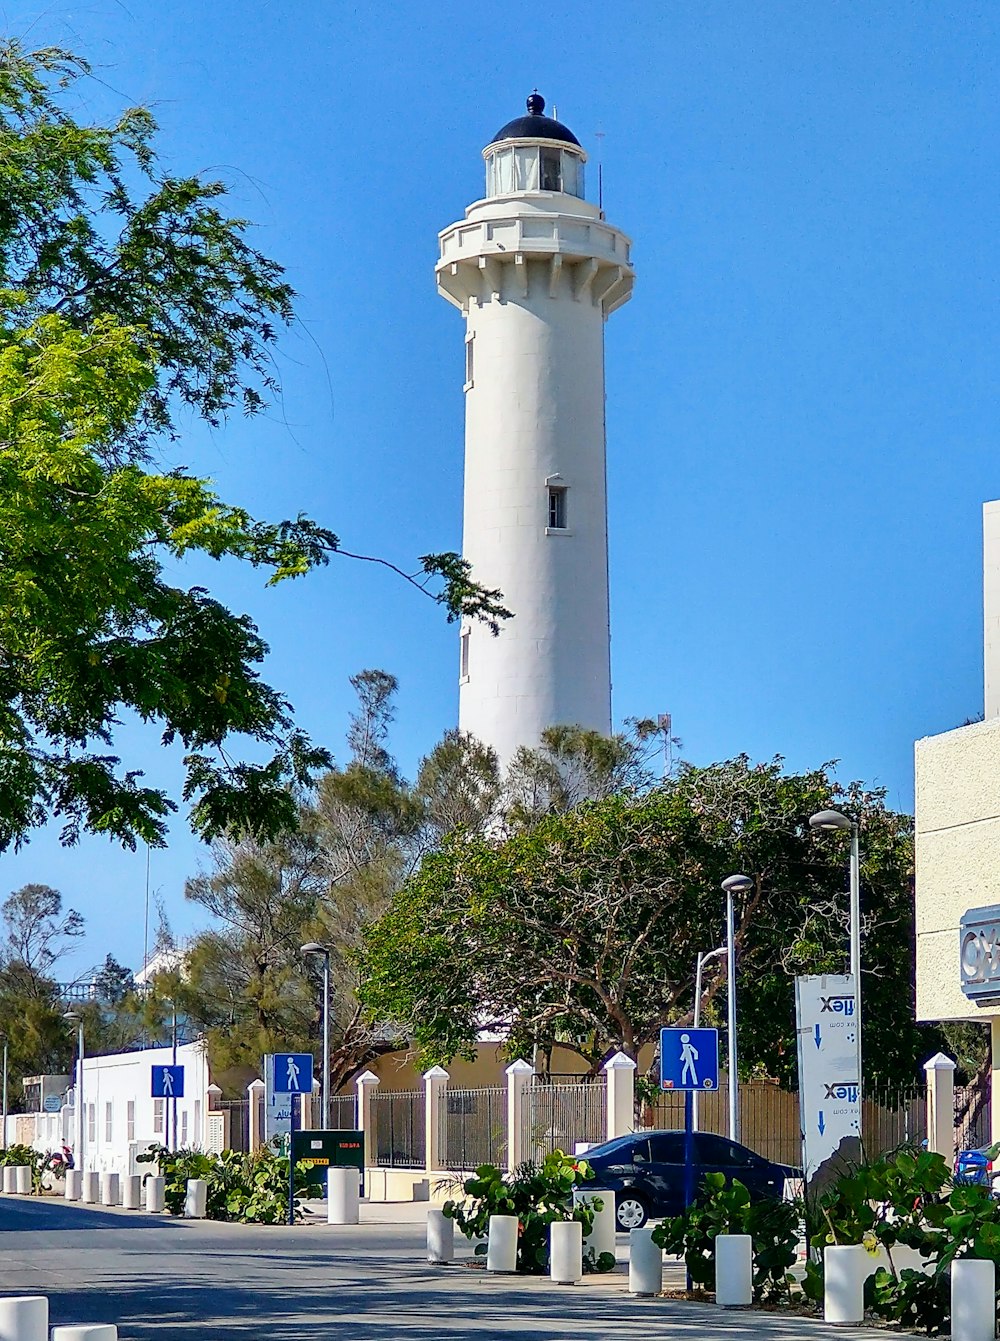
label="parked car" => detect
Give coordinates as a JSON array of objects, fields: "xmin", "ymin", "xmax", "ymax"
[
  {"xmin": 954, "ymin": 1143, "xmax": 1000, "ymax": 1191},
  {"xmin": 582, "ymin": 1129, "xmax": 800, "ymax": 1230}
]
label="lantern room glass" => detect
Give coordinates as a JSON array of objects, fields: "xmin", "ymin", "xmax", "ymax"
[{"xmin": 485, "ymin": 145, "xmax": 585, "ymax": 200}]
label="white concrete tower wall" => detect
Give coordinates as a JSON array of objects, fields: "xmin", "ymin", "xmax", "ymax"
[
  {"xmin": 984, "ymin": 500, "xmax": 1000, "ymax": 719},
  {"xmin": 437, "ymin": 95, "xmax": 634, "ymax": 764}
]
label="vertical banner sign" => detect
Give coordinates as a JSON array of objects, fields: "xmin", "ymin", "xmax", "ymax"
[
  {"xmin": 795, "ymin": 973, "xmax": 860, "ymax": 1178},
  {"xmin": 264, "ymin": 1054, "xmax": 292, "ymax": 1148}
]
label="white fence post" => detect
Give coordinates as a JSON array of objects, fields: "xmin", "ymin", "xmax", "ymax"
[
  {"xmin": 603, "ymin": 1052, "xmax": 636, "ymax": 1141},
  {"xmin": 247, "ymin": 1078, "xmax": 265, "ymax": 1152},
  {"xmin": 505, "ymin": 1059, "xmax": 533, "ymax": 1172},
  {"xmin": 924, "ymin": 1053, "xmax": 956, "ymax": 1160},
  {"xmin": 424, "ymin": 1066, "xmax": 449, "ymax": 1172}
]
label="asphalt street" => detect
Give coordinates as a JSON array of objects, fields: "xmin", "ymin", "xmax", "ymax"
[{"xmin": 0, "ymin": 1194, "xmax": 891, "ymax": 1339}]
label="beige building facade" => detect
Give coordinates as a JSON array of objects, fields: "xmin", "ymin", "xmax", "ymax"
[{"xmin": 915, "ymin": 502, "xmax": 1000, "ymax": 1140}]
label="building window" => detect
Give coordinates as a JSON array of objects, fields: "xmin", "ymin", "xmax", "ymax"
[
  {"xmin": 87, "ymin": 1103, "xmax": 96, "ymax": 1144},
  {"xmin": 104, "ymin": 1102, "xmax": 113, "ymax": 1143},
  {"xmin": 180, "ymin": 1110, "xmax": 188, "ymax": 1147},
  {"xmin": 547, "ymin": 486, "xmax": 567, "ymax": 530},
  {"xmin": 153, "ymin": 1099, "xmax": 164, "ymax": 1135},
  {"xmin": 194, "ymin": 1100, "xmax": 201, "ymax": 1147},
  {"xmin": 540, "ymin": 149, "xmax": 562, "ymax": 192},
  {"xmin": 460, "ymin": 629, "xmax": 470, "ymax": 681},
  {"xmin": 127, "ymin": 1101, "xmax": 135, "ymax": 1142},
  {"xmin": 464, "ymin": 334, "xmax": 474, "ymax": 390}
]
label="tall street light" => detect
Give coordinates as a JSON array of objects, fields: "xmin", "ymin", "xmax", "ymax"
[
  {"xmin": 301, "ymin": 943, "xmax": 331, "ymax": 1128},
  {"xmin": 0, "ymin": 1031, "xmax": 7, "ymax": 1150},
  {"xmin": 809, "ymin": 808, "xmax": 862, "ymax": 1096},
  {"xmin": 692, "ymin": 945, "xmax": 726, "ymax": 1132},
  {"xmin": 63, "ymin": 1010, "xmax": 84, "ymax": 1170},
  {"xmin": 721, "ymin": 874, "xmax": 753, "ymax": 1143}
]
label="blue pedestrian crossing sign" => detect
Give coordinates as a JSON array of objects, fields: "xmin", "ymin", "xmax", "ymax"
[
  {"xmin": 272, "ymin": 1052, "xmax": 313, "ymax": 1094},
  {"xmin": 151, "ymin": 1064, "xmax": 185, "ymax": 1098},
  {"xmin": 660, "ymin": 1027, "xmax": 720, "ymax": 1091}
]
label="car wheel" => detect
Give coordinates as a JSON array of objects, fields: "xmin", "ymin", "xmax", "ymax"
[{"xmin": 615, "ymin": 1192, "xmax": 648, "ymax": 1230}]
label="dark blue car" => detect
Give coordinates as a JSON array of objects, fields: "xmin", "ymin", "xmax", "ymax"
[{"xmin": 582, "ymin": 1129, "xmax": 799, "ymax": 1230}]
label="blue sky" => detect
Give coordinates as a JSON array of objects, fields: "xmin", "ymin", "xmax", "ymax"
[{"xmin": 2, "ymin": 0, "xmax": 997, "ymax": 977}]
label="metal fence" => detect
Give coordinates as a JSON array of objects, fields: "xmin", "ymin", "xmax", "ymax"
[
  {"xmin": 447, "ymin": 1087, "xmax": 506, "ymax": 1170},
  {"xmin": 370, "ymin": 1089, "xmax": 425, "ymax": 1167},
  {"xmin": 330, "ymin": 1093, "xmax": 357, "ymax": 1130},
  {"xmin": 521, "ymin": 1079, "xmax": 607, "ymax": 1162},
  {"xmin": 955, "ymin": 1077, "xmax": 990, "ymax": 1153},
  {"xmin": 219, "ymin": 1098, "xmax": 252, "ymax": 1153}
]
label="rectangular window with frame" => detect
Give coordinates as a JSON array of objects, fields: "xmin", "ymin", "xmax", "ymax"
[
  {"xmin": 104, "ymin": 1101, "xmax": 113, "ymax": 1143},
  {"xmin": 547, "ymin": 486, "xmax": 567, "ymax": 530},
  {"xmin": 180, "ymin": 1110, "xmax": 188, "ymax": 1147},
  {"xmin": 153, "ymin": 1099, "xmax": 164, "ymax": 1135},
  {"xmin": 127, "ymin": 1100, "xmax": 135, "ymax": 1142},
  {"xmin": 460, "ymin": 629, "xmax": 470, "ymax": 680},
  {"xmin": 87, "ymin": 1103, "xmax": 96, "ymax": 1144},
  {"xmin": 194, "ymin": 1100, "xmax": 201, "ymax": 1146},
  {"xmin": 540, "ymin": 149, "xmax": 562, "ymax": 192}
]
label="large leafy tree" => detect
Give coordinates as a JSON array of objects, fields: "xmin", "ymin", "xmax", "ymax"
[
  {"xmin": 359, "ymin": 756, "xmax": 944, "ymax": 1089},
  {"xmin": 0, "ymin": 43, "xmax": 506, "ymax": 854}
]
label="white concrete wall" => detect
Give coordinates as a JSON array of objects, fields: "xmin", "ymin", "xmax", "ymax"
[
  {"xmin": 438, "ymin": 179, "xmax": 633, "ymax": 765},
  {"xmin": 915, "ymin": 717, "xmax": 1000, "ymax": 1023},
  {"xmin": 984, "ymin": 501, "xmax": 1000, "ymax": 720}
]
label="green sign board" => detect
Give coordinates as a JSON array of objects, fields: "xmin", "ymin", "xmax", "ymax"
[{"xmin": 290, "ymin": 1129, "xmax": 365, "ymax": 1190}]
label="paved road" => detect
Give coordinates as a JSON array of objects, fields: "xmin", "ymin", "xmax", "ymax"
[{"xmin": 0, "ymin": 1195, "xmax": 890, "ymax": 1339}]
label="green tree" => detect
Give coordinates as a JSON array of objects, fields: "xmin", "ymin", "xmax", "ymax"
[
  {"xmin": 359, "ymin": 756, "xmax": 941, "ymax": 1088},
  {"xmin": 0, "ymin": 43, "xmax": 507, "ymax": 856},
  {"xmin": 1, "ymin": 884, "xmax": 83, "ymax": 977}
]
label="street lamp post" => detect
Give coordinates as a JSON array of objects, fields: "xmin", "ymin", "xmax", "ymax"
[
  {"xmin": 692, "ymin": 946, "xmax": 726, "ymax": 1131},
  {"xmin": 301, "ymin": 943, "xmax": 331, "ymax": 1128},
  {"xmin": 0, "ymin": 1032, "xmax": 7, "ymax": 1150},
  {"xmin": 809, "ymin": 808, "xmax": 862, "ymax": 1099},
  {"xmin": 721, "ymin": 874, "xmax": 753, "ymax": 1143},
  {"xmin": 63, "ymin": 1011, "xmax": 84, "ymax": 1170}
]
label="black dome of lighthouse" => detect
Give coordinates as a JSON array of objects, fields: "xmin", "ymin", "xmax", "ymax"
[{"xmin": 488, "ymin": 92, "xmax": 581, "ymax": 148}]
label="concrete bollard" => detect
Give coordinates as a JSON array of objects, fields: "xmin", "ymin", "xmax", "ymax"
[
  {"xmin": 629, "ymin": 1226, "xmax": 663, "ymax": 1295},
  {"xmin": 824, "ymin": 1244, "xmax": 868, "ymax": 1325},
  {"xmin": 51, "ymin": 1329, "xmax": 117, "ymax": 1341},
  {"xmin": 52, "ymin": 1328, "xmax": 117, "ymax": 1341},
  {"xmin": 951, "ymin": 1258, "xmax": 995, "ymax": 1341},
  {"xmin": 715, "ymin": 1233, "xmax": 753, "ymax": 1307},
  {"xmin": 427, "ymin": 1207, "xmax": 454, "ymax": 1264},
  {"xmin": 486, "ymin": 1214, "xmax": 518, "ymax": 1273},
  {"xmin": 121, "ymin": 1175, "xmax": 142, "ymax": 1210},
  {"xmin": 1, "ymin": 1167, "xmax": 15, "ymax": 1195},
  {"xmin": 144, "ymin": 1176, "xmax": 165, "ymax": 1214},
  {"xmin": 100, "ymin": 1173, "xmax": 119, "ymax": 1207},
  {"xmin": 0, "ymin": 1295, "xmax": 48, "ymax": 1341},
  {"xmin": 64, "ymin": 1170, "xmax": 82, "ymax": 1202},
  {"xmin": 550, "ymin": 1219, "xmax": 583, "ymax": 1284},
  {"xmin": 81, "ymin": 1173, "xmax": 100, "ymax": 1205},
  {"xmin": 574, "ymin": 1189, "xmax": 616, "ymax": 1266},
  {"xmin": 183, "ymin": 1178, "xmax": 208, "ymax": 1219},
  {"xmin": 327, "ymin": 1167, "xmax": 359, "ymax": 1225},
  {"xmin": 14, "ymin": 1167, "xmax": 31, "ymax": 1196}
]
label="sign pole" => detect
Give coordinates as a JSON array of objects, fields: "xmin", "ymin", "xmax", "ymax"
[
  {"xmin": 287, "ymin": 1092, "xmax": 297, "ymax": 1226},
  {"xmin": 683, "ymin": 1089, "xmax": 695, "ymax": 1291}
]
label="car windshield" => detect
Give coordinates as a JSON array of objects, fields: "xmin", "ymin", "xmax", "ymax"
[{"xmin": 584, "ymin": 1135, "xmax": 642, "ymax": 1159}]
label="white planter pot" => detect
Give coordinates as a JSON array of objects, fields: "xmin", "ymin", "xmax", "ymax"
[
  {"xmin": 486, "ymin": 1214, "xmax": 518, "ymax": 1273},
  {"xmin": 824, "ymin": 1244, "xmax": 868, "ymax": 1325},
  {"xmin": 951, "ymin": 1258, "xmax": 995, "ymax": 1341}
]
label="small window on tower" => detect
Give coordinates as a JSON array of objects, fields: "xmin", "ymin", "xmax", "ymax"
[
  {"xmin": 548, "ymin": 486, "xmax": 567, "ymax": 530},
  {"xmin": 460, "ymin": 629, "xmax": 470, "ymax": 681},
  {"xmin": 540, "ymin": 150, "xmax": 562, "ymax": 192},
  {"xmin": 464, "ymin": 333, "xmax": 474, "ymax": 390}
]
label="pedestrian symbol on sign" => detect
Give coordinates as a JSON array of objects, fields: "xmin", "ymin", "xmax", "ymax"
[
  {"xmin": 285, "ymin": 1057, "xmax": 301, "ymax": 1091},
  {"xmin": 162, "ymin": 1068, "xmax": 174, "ymax": 1096},
  {"xmin": 660, "ymin": 1026, "xmax": 719, "ymax": 1092}
]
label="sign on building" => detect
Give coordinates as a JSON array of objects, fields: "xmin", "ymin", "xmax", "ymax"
[
  {"xmin": 959, "ymin": 905, "xmax": 1000, "ymax": 1001},
  {"xmin": 795, "ymin": 973, "xmax": 860, "ymax": 1178},
  {"xmin": 659, "ymin": 1027, "xmax": 719, "ymax": 1091},
  {"xmin": 264, "ymin": 1054, "xmax": 292, "ymax": 1145}
]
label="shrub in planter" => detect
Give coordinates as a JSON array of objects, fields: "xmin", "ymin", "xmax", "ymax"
[
  {"xmin": 652, "ymin": 1172, "xmax": 800, "ymax": 1303},
  {"xmin": 442, "ymin": 1151, "xmax": 614, "ymax": 1275},
  {"xmin": 0, "ymin": 1142, "xmax": 44, "ymax": 1191}
]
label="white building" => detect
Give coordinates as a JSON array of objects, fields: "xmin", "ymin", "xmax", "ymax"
[{"xmin": 437, "ymin": 94, "xmax": 634, "ymax": 764}]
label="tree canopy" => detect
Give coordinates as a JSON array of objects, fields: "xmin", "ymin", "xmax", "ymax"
[
  {"xmin": 0, "ymin": 43, "xmax": 506, "ymax": 855},
  {"xmin": 358, "ymin": 755, "xmax": 944, "ymax": 1089}
]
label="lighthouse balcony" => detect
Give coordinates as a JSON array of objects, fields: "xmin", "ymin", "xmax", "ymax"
[{"xmin": 436, "ymin": 212, "xmax": 633, "ymax": 315}]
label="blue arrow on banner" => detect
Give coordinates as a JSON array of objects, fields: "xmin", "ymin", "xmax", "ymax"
[
  {"xmin": 814, "ymin": 1023, "xmax": 822, "ymax": 1049},
  {"xmin": 818, "ymin": 1111, "xmax": 826, "ymax": 1135}
]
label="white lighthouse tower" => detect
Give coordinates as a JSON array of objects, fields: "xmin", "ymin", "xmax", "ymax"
[{"xmin": 436, "ymin": 94, "xmax": 634, "ymax": 764}]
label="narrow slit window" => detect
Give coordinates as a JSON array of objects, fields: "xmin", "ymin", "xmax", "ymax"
[
  {"xmin": 460, "ymin": 629, "xmax": 470, "ymax": 679},
  {"xmin": 127, "ymin": 1100, "xmax": 135, "ymax": 1141},
  {"xmin": 105, "ymin": 1101, "xmax": 113, "ymax": 1143},
  {"xmin": 465, "ymin": 334, "xmax": 474, "ymax": 388},
  {"xmin": 548, "ymin": 486, "xmax": 567, "ymax": 530},
  {"xmin": 153, "ymin": 1099, "xmax": 164, "ymax": 1134}
]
